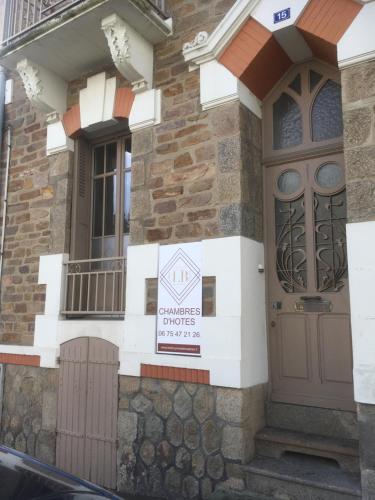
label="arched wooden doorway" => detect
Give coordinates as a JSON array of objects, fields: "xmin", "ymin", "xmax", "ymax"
[
  {"xmin": 263, "ymin": 61, "xmax": 354, "ymax": 411},
  {"xmin": 56, "ymin": 337, "xmax": 119, "ymax": 489}
]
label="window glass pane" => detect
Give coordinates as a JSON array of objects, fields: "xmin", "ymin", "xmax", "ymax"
[
  {"xmin": 309, "ymin": 69, "xmax": 322, "ymax": 92},
  {"xmin": 94, "ymin": 146, "xmax": 104, "ymax": 175},
  {"xmin": 273, "ymin": 93, "xmax": 303, "ymax": 150},
  {"xmin": 278, "ymin": 170, "xmax": 301, "ymax": 194},
  {"xmin": 92, "ymin": 179, "xmax": 103, "ymax": 237},
  {"xmin": 91, "ymin": 238, "xmax": 101, "ymax": 258},
  {"xmin": 288, "ymin": 74, "xmax": 301, "ymax": 95},
  {"xmin": 123, "ymin": 171, "xmax": 131, "ymax": 235},
  {"xmin": 316, "ymin": 163, "xmax": 344, "ymax": 188},
  {"xmin": 104, "ymin": 175, "xmax": 116, "ymax": 236},
  {"xmin": 312, "ymin": 80, "xmax": 343, "ymax": 142},
  {"xmin": 124, "ymin": 138, "xmax": 132, "ymax": 170},
  {"xmin": 106, "ymin": 142, "xmax": 117, "ymax": 172},
  {"xmin": 103, "ymin": 236, "xmax": 116, "ymax": 257}
]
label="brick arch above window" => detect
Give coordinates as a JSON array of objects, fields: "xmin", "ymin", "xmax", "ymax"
[
  {"xmin": 62, "ymin": 87, "xmax": 135, "ymax": 139},
  {"xmin": 217, "ymin": 0, "xmax": 362, "ymax": 100}
]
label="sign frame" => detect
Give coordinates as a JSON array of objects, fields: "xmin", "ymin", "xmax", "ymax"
[
  {"xmin": 273, "ymin": 7, "xmax": 291, "ymax": 24},
  {"xmin": 156, "ymin": 242, "xmax": 202, "ymax": 357}
]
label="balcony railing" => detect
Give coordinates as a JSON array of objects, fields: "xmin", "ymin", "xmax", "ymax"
[
  {"xmin": 62, "ymin": 257, "xmax": 126, "ymax": 317},
  {"xmin": 2, "ymin": 0, "xmax": 169, "ymax": 46}
]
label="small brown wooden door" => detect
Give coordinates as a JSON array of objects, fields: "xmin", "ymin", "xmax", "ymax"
[
  {"xmin": 56, "ymin": 338, "xmax": 119, "ymax": 489},
  {"xmin": 265, "ymin": 155, "xmax": 354, "ymax": 410}
]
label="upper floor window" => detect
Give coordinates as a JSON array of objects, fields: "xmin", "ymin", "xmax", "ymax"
[
  {"xmin": 71, "ymin": 135, "xmax": 132, "ymax": 262},
  {"xmin": 264, "ymin": 61, "xmax": 343, "ymax": 158}
]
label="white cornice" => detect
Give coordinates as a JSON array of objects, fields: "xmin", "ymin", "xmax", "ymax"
[
  {"xmin": 183, "ymin": 0, "xmax": 261, "ymax": 66},
  {"xmin": 338, "ymin": 50, "xmax": 375, "ymax": 69}
]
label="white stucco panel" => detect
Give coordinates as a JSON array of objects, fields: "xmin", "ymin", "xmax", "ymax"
[
  {"xmin": 347, "ymin": 221, "xmax": 375, "ymax": 404},
  {"xmin": 123, "ymin": 237, "xmax": 268, "ymax": 388}
]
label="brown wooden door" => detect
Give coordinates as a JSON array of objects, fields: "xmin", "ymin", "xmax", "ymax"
[
  {"xmin": 56, "ymin": 338, "xmax": 119, "ymax": 489},
  {"xmin": 265, "ymin": 154, "xmax": 354, "ymax": 410}
]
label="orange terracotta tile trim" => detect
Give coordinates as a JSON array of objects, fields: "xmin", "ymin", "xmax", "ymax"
[
  {"xmin": 141, "ymin": 364, "xmax": 210, "ymax": 384},
  {"xmin": 62, "ymin": 104, "xmax": 81, "ymax": 138},
  {"xmin": 219, "ymin": 18, "xmax": 292, "ymax": 100},
  {"xmin": 0, "ymin": 353, "xmax": 40, "ymax": 367},
  {"xmin": 113, "ymin": 87, "xmax": 135, "ymax": 120},
  {"xmin": 297, "ymin": 0, "xmax": 362, "ymax": 66}
]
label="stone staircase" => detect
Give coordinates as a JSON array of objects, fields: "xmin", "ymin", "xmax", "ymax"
[
  {"xmin": 210, "ymin": 403, "xmax": 362, "ymax": 500},
  {"xmin": 243, "ymin": 428, "xmax": 361, "ymax": 499}
]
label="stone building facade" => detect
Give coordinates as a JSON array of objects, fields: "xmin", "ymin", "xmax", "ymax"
[{"xmin": 0, "ymin": 0, "xmax": 374, "ymax": 499}]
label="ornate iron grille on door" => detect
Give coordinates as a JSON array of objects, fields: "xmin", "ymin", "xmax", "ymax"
[
  {"xmin": 275, "ymin": 195, "xmax": 307, "ymax": 293},
  {"xmin": 314, "ymin": 189, "xmax": 348, "ymax": 292}
]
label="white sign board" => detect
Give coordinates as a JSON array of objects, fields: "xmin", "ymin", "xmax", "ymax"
[{"xmin": 157, "ymin": 242, "xmax": 202, "ymax": 356}]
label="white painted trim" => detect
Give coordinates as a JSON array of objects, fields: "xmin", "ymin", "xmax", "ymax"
[
  {"xmin": 129, "ymin": 88, "xmax": 161, "ymax": 131},
  {"xmin": 79, "ymin": 72, "xmax": 117, "ymax": 130},
  {"xmin": 200, "ymin": 60, "xmax": 262, "ymax": 118},
  {"xmin": 46, "ymin": 116, "xmax": 74, "ymax": 156},
  {"xmin": 347, "ymin": 221, "xmax": 375, "ymax": 404},
  {"xmin": 338, "ymin": 2, "xmax": 375, "ymax": 68}
]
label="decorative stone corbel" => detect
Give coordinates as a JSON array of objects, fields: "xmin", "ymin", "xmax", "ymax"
[
  {"xmin": 101, "ymin": 13, "xmax": 153, "ymax": 94},
  {"xmin": 183, "ymin": 31, "xmax": 209, "ymax": 52},
  {"xmin": 17, "ymin": 58, "xmax": 67, "ymax": 114}
]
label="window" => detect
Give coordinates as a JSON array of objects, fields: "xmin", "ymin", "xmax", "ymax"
[
  {"xmin": 71, "ymin": 135, "xmax": 132, "ymax": 261},
  {"xmin": 65, "ymin": 135, "xmax": 131, "ymax": 316},
  {"xmin": 264, "ymin": 61, "xmax": 343, "ymax": 158}
]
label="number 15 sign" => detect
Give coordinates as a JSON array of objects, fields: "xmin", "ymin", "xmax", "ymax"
[{"xmin": 274, "ymin": 8, "xmax": 291, "ymax": 24}]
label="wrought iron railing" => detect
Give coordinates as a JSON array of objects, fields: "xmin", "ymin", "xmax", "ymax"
[
  {"xmin": 62, "ymin": 257, "xmax": 126, "ymax": 316},
  {"xmin": 2, "ymin": 0, "xmax": 169, "ymax": 46}
]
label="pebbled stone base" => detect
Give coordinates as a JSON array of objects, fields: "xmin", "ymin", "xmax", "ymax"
[
  {"xmin": 117, "ymin": 376, "xmax": 266, "ymax": 499},
  {"xmin": 0, "ymin": 364, "xmax": 58, "ymax": 465}
]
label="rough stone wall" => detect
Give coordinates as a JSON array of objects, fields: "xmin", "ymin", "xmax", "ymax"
[
  {"xmin": 130, "ymin": 0, "xmax": 263, "ymax": 245},
  {"xmin": 117, "ymin": 376, "xmax": 266, "ymax": 499},
  {"xmin": 0, "ymin": 73, "xmax": 73, "ymax": 345},
  {"xmin": 0, "ymin": 364, "xmax": 58, "ymax": 464},
  {"xmin": 342, "ymin": 59, "xmax": 375, "ymax": 223}
]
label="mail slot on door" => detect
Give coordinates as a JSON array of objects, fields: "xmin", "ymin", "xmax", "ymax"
[{"xmin": 295, "ymin": 296, "xmax": 332, "ymax": 313}]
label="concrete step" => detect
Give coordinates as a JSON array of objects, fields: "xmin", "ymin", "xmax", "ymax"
[
  {"xmin": 244, "ymin": 454, "xmax": 361, "ymax": 500},
  {"xmin": 209, "ymin": 488, "xmax": 273, "ymax": 500},
  {"xmin": 255, "ymin": 427, "xmax": 360, "ymax": 473},
  {"xmin": 266, "ymin": 402, "xmax": 358, "ymax": 440}
]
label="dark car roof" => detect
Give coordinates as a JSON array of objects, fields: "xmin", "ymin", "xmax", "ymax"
[{"xmin": 0, "ymin": 445, "xmax": 123, "ymax": 499}]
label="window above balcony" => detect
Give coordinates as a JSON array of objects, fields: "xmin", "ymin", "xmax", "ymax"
[{"xmin": 0, "ymin": 0, "xmax": 172, "ymax": 82}]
